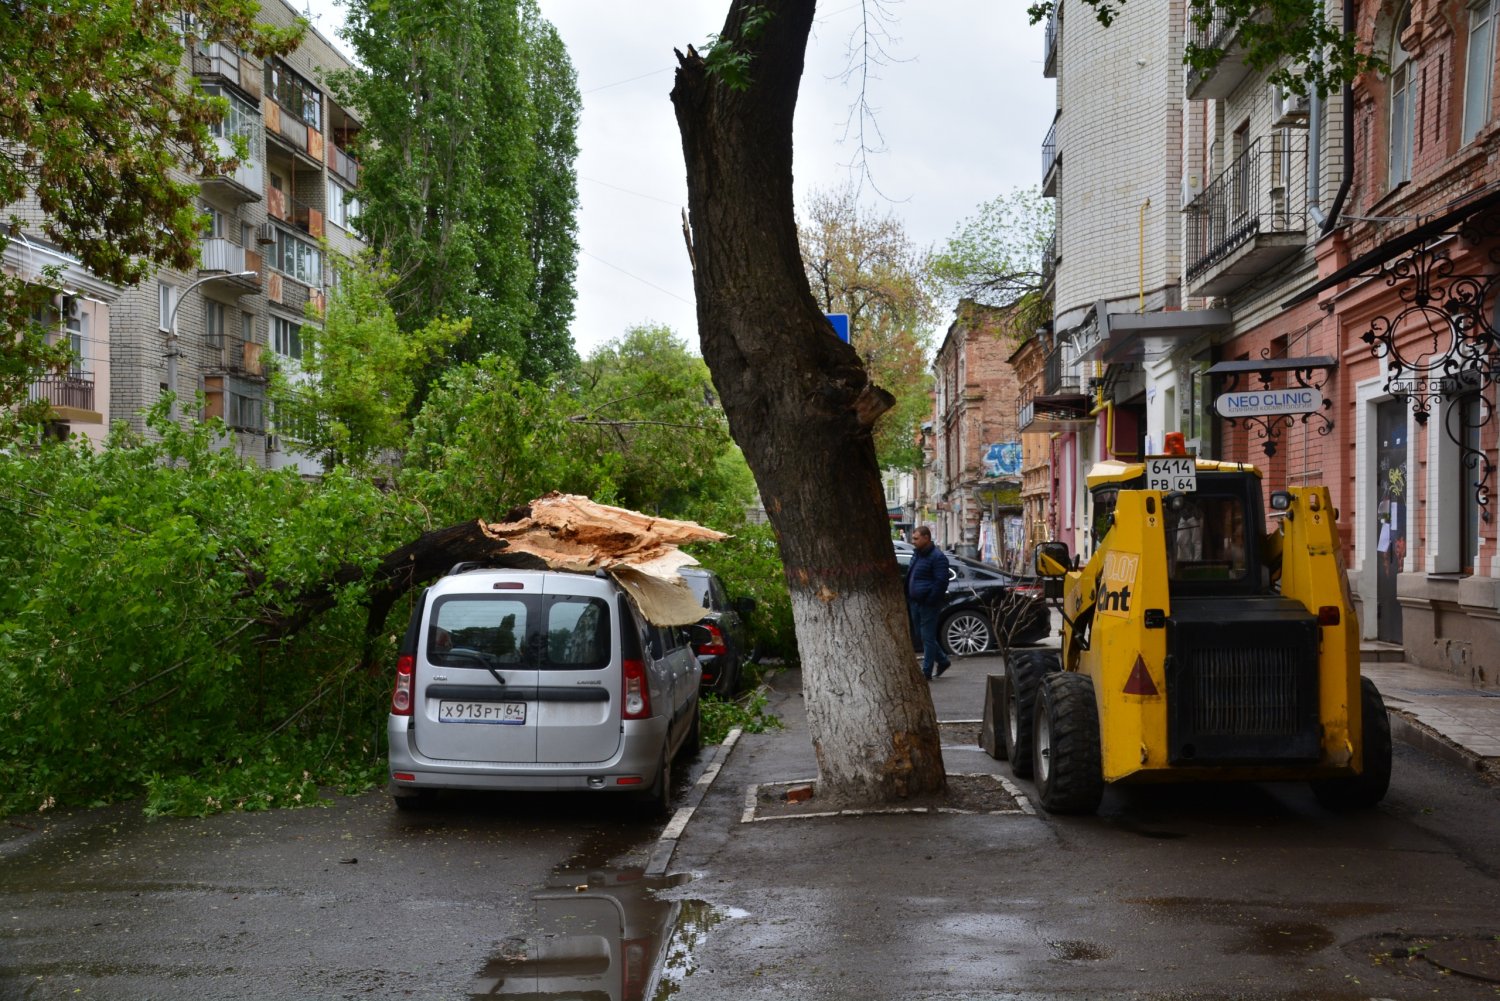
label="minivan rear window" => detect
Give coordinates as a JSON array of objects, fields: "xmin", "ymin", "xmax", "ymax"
[{"xmin": 428, "ymin": 595, "xmax": 611, "ymax": 670}]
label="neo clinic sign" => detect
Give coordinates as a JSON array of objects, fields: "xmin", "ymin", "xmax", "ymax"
[{"xmin": 1214, "ymin": 388, "xmax": 1323, "ymax": 418}]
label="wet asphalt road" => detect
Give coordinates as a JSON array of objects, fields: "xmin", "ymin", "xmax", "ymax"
[{"xmin": 2, "ymin": 654, "xmax": 1500, "ymax": 1000}]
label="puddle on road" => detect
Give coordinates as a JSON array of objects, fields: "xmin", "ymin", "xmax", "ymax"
[{"xmin": 472, "ymin": 868, "xmax": 732, "ymax": 1000}]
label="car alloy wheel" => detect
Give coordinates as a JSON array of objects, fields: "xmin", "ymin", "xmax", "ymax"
[{"xmin": 941, "ymin": 611, "xmax": 993, "ymax": 657}]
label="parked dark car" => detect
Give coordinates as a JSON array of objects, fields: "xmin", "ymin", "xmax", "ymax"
[
  {"xmin": 680, "ymin": 566, "xmax": 755, "ymax": 696},
  {"xmin": 896, "ymin": 545, "xmax": 1051, "ymax": 656}
]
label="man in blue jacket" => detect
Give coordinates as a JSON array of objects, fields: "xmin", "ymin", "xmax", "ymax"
[{"xmin": 905, "ymin": 526, "xmax": 952, "ymax": 679}]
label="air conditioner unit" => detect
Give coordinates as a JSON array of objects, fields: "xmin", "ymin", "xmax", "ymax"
[
  {"xmin": 1270, "ymin": 84, "xmax": 1310, "ymax": 127},
  {"xmin": 256, "ymin": 222, "xmax": 277, "ymax": 245}
]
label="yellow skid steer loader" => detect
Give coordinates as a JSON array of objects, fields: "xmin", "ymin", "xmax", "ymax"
[{"xmin": 1000, "ymin": 448, "xmax": 1392, "ymax": 815}]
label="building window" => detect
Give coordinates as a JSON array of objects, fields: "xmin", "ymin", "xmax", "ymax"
[
  {"xmin": 62, "ymin": 296, "xmax": 86, "ymax": 375},
  {"xmin": 241, "ymin": 309, "xmax": 254, "ymax": 344},
  {"xmin": 1389, "ymin": 4, "xmax": 1416, "ymax": 186},
  {"xmin": 1464, "ymin": 0, "xmax": 1496, "ymax": 144},
  {"xmin": 205, "ymin": 85, "xmax": 262, "ymax": 146},
  {"xmin": 204, "ymin": 299, "xmax": 226, "ymax": 348},
  {"xmin": 326, "ymin": 178, "xmax": 360, "ymax": 231},
  {"xmin": 272, "ymin": 315, "xmax": 302, "ymax": 360},
  {"xmin": 263, "ymin": 58, "xmax": 322, "ymax": 131},
  {"xmin": 158, "ymin": 281, "xmax": 177, "ymax": 331},
  {"xmin": 273, "ymin": 229, "xmax": 322, "ymax": 285},
  {"xmin": 201, "ymin": 201, "xmax": 226, "ymax": 238},
  {"xmin": 225, "ymin": 376, "xmax": 265, "ymax": 432}
]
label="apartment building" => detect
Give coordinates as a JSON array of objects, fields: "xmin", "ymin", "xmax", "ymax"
[{"xmin": 8, "ymin": 1, "xmax": 366, "ymax": 466}]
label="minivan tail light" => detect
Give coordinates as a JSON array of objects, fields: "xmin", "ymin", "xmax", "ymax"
[
  {"xmin": 1317, "ymin": 605, "xmax": 1341, "ymax": 626},
  {"xmin": 391, "ymin": 653, "xmax": 415, "ymax": 715},
  {"xmin": 694, "ymin": 623, "xmax": 728, "ymax": 657},
  {"xmin": 622, "ymin": 657, "xmax": 651, "ymax": 719}
]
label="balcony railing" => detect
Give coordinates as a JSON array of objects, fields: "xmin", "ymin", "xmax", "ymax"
[
  {"xmin": 1185, "ymin": 3, "xmax": 1262, "ymax": 99},
  {"xmin": 192, "ymin": 42, "xmax": 241, "ymax": 89},
  {"xmin": 328, "ymin": 142, "xmax": 359, "ymax": 186},
  {"xmin": 1043, "ymin": 8, "xmax": 1058, "ymax": 77},
  {"xmin": 1185, "ymin": 133, "xmax": 1308, "ymax": 292},
  {"xmin": 1043, "ymin": 348, "xmax": 1081, "ymax": 397},
  {"xmin": 263, "ymin": 97, "xmax": 324, "ymax": 161},
  {"xmin": 28, "ymin": 372, "xmax": 95, "ymax": 412},
  {"xmin": 266, "ymin": 189, "xmax": 324, "ymax": 239},
  {"xmin": 1041, "ymin": 230, "xmax": 1057, "ymax": 291},
  {"xmin": 203, "ymin": 135, "xmax": 263, "ymax": 200},
  {"xmin": 1038, "ymin": 119, "xmax": 1062, "ymax": 195}
]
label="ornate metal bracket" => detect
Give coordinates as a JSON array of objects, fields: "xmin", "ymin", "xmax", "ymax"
[
  {"xmin": 1208, "ymin": 353, "xmax": 1336, "ymax": 459},
  {"xmin": 1358, "ymin": 207, "xmax": 1499, "ymax": 521}
]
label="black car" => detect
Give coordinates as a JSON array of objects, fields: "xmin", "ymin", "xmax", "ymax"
[
  {"xmin": 680, "ymin": 567, "xmax": 755, "ymax": 696},
  {"xmin": 896, "ymin": 545, "xmax": 1051, "ymax": 656}
]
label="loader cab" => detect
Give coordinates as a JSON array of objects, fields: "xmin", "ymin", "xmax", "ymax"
[
  {"xmin": 1083, "ymin": 459, "xmax": 1267, "ymax": 598},
  {"xmin": 1162, "ymin": 474, "xmax": 1265, "ymax": 597}
]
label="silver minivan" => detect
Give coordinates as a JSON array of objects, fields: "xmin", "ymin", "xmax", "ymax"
[{"xmin": 387, "ymin": 566, "xmax": 702, "ymax": 812}]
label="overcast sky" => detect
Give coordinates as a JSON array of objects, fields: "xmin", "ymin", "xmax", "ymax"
[{"xmin": 299, "ymin": 1, "xmax": 1055, "ymax": 357}]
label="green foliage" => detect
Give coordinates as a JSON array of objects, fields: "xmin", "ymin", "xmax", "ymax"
[
  {"xmin": 931, "ymin": 188, "xmax": 1053, "ymax": 318},
  {"xmin": 574, "ymin": 325, "xmax": 751, "ymax": 519},
  {"xmin": 0, "ymin": 404, "xmax": 414, "ymax": 817},
  {"xmin": 400, "ymin": 354, "xmax": 603, "ymax": 525},
  {"xmin": 271, "ymin": 253, "xmax": 469, "ymax": 472},
  {"xmin": 1027, "ymin": 0, "xmax": 1385, "ymax": 97},
  {"xmin": 699, "ymin": 687, "xmax": 783, "ymax": 745},
  {"xmin": 798, "ymin": 185, "xmax": 937, "ymax": 471},
  {"xmin": 703, "ymin": 3, "xmax": 775, "ymax": 90},
  {"xmin": 0, "ymin": 0, "xmax": 301, "ymax": 440},
  {"xmin": 331, "ymin": 0, "xmax": 580, "ymax": 386},
  {"xmin": 686, "ymin": 522, "xmax": 797, "ymax": 663}
]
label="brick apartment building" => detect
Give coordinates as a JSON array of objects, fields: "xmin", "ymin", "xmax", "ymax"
[{"xmin": 927, "ymin": 301, "xmax": 1029, "ymax": 569}]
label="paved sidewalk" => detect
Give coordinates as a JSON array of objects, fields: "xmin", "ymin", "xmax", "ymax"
[{"xmin": 1361, "ymin": 657, "xmax": 1500, "ymax": 782}]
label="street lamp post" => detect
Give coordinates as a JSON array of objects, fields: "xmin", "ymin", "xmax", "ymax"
[{"xmin": 163, "ymin": 270, "xmax": 257, "ymax": 417}]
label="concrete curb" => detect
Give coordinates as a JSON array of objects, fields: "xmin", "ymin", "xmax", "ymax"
[
  {"xmin": 645, "ymin": 726, "xmax": 743, "ymax": 876},
  {"xmin": 1388, "ymin": 709, "xmax": 1499, "ymax": 785}
]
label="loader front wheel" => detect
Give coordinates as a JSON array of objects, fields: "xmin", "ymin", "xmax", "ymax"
[
  {"xmin": 1033, "ymin": 672, "xmax": 1104, "ymax": 815},
  {"xmin": 1003, "ymin": 650, "xmax": 1053, "ymax": 779},
  {"xmin": 1312, "ymin": 677, "xmax": 1393, "ymax": 810}
]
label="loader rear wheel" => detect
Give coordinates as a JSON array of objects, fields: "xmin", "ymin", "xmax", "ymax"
[
  {"xmin": 1312, "ymin": 677, "xmax": 1392, "ymax": 810},
  {"xmin": 1033, "ymin": 672, "xmax": 1104, "ymax": 815},
  {"xmin": 1003, "ymin": 650, "xmax": 1053, "ymax": 779}
]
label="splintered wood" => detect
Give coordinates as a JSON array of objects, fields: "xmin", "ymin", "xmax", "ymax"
[{"xmin": 479, "ymin": 492, "xmax": 727, "ymax": 626}]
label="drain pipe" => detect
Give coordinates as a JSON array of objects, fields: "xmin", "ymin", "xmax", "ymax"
[{"xmin": 1319, "ymin": 0, "xmax": 1355, "ymax": 236}]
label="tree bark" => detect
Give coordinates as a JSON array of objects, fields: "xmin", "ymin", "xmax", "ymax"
[{"xmin": 671, "ymin": 1, "xmax": 945, "ymax": 802}]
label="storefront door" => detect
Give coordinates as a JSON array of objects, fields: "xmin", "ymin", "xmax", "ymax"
[{"xmin": 1375, "ymin": 400, "xmax": 1407, "ymax": 644}]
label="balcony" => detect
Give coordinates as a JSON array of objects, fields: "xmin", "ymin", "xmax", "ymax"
[
  {"xmin": 200, "ymin": 135, "xmax": 264, "ymax": 204},
  {"xmin": 1184, "ymin": 133, "xmax": 1308, "ymax": 297},
  {"xmin": 198, "ymin": 238, "xmax": 262, "ymax": 291},
  {"xmin": 263, "ymin": 97, "xmax": 324, "ymax": 165},
  {"xmin": 191, "ymin": 42, "xmax": 260, "ymax": 101},
  {"xmin": 1041, "ymin": 118, "xmax": 1059, "ymax": 197},
  {"xmin": 28, "ymin": 371, "xmax": 99, "ymax": 423},
  {"xmin": 327, "ymin": 142, "xmax": 359, "ymax": 186},
  {"xmin": 1185, "ymin": 4, "xmax": 1262, "ymax": 100},
  {"xmin": 265, "ymin": 188, "xmax": 324, "ymax": 239},
  {"xmin": 1043, "ymin": 8, "xmax": 1058, "ymax": 78}
]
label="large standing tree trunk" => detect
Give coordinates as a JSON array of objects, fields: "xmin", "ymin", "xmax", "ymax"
[{"xmin": 671, "ymin": 0, "xmax": 945, "ymax": 803}]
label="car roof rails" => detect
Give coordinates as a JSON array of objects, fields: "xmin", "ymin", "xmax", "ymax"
[{"xmin": 446, "ymin": 559, "xmax": 508, "ymax": 577}]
